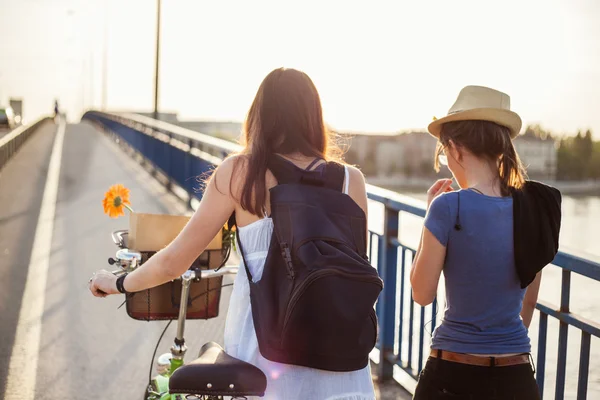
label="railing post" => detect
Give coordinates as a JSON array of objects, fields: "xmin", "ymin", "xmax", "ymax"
[
  {"xmin": 397, "ymin": 248, "xmax": 406, "ymax": 365},
  {"xmin": 165, "ymin": 131, "xmax": 172, "ymax": 192},
  {"xmin": 418, "ymin": 305, "xmax": 426, "ymax": 373},
  {"xmin": 377, "ymin": 206, "xmax": 398, "ymax": 381},
  {"xmin": 536, "ymin": 312, "xmax": 548, "ymax": 397},
  {"xmin": 555, "ymin": 269, "xmax": 571, "ymax": 400},
  {"xmin": 186, "ymin": 138, "xmax": 194, "ymax": 211},
  {"xmin": 577, "ymin": 331, "xmax": 591, "ymax": 400}
]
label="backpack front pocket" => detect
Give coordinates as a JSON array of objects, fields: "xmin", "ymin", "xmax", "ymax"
[{"xmin": 281, "ymin": 268, "xmax": 382, "ymax": 362}]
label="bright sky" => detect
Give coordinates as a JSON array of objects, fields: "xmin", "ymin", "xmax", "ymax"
[{"xmin": 1, "ymin": 0, "xmax": 600, "ymax": 137}]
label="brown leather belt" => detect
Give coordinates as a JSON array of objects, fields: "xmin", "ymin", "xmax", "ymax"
[{"xmin": 430, "ymin": 349, "xmax": 530, "ymax": 367}]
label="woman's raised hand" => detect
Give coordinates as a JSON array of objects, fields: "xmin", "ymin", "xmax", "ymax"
[{"xmin": 426, "ymin": 179, "xmax": 454, "ymax": 209}]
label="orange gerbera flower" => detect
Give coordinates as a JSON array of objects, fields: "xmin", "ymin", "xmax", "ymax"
[{"xmin": 102, "ymin": 184, "xmax": 133, "ymax": 218}]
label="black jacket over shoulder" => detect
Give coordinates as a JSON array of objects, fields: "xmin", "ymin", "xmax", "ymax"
[{"xmin": 511, "ymin": 181, "xmax": 562, "ymax": 288}]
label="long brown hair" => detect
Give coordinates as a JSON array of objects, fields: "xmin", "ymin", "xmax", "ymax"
[
  {"xmin": 232, "ymin": 67, "xmax": 341, "ymax": 215},
  {"xmin": 434, "ymin": 120, "xmax": 526, "ymax": 196}
]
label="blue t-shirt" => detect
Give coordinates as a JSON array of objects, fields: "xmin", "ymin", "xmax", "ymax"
[{"xmin": 424, "ymin": 189, "xmax": 530, "ymax": 354}]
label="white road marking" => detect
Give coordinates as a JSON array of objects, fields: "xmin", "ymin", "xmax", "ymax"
[{"xmin": 5, "ymin": 120, "xmax": 66, "ymax": 399}]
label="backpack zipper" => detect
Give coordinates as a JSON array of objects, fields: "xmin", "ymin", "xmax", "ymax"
[
  {"xmin": 293, "ymin": 236, "xmax": 370, "ymax": 263},
  {"xmin": 280, "ymin": 242, "xmax": 295, "ymax": 280},
  {"xmin": 281, "ymin": 268, "xmax": 383, "ymax": 335},
  {"xmin": 293, "ymin": 236, "xmax": 371, "ymax": 266},
  {"xmin": 293, "ymin": 237, "xmax": 354, "ymax": 254}
]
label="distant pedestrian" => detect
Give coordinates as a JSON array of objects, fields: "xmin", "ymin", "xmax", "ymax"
[
  {"xmin": 411, "ymin": 86, "xmax": 562, "ymax": 399},
  {"xmin": 53, "ymin": 100, "xmax": 60, "ymax": 122}
]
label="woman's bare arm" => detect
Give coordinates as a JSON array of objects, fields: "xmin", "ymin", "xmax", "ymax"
[
  {"xmin": 410, "ymin": 227, "xmax": 446, "ymax": 306},
  {"xmin": 521, "ymin": 271, "xmax": 542, "ymax": 328},
  {"xmin": 409, "ymin": 180, "xmax": 452, "ymax": 307},
  {"xmin": 121, "ymin": 156, "xmax": 239, "ymax": 292}
]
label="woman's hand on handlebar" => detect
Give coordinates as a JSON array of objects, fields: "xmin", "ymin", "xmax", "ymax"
[{"xmin": 89, "ymin": 269, "xmax": 119, "ymax": 297}]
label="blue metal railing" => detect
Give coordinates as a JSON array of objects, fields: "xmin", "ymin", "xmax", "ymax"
[
  {"xmin": 84, "ymin": 111, "xmax": 599, "ymax": 399},
  {"xmin": 83, "ymin": 111, "xmax": 238, "ymax": 207}
]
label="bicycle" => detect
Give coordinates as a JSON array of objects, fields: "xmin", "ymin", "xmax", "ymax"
[{"xmin": 108, "ymin": 230, "xmax": 267, "ymax": 400}]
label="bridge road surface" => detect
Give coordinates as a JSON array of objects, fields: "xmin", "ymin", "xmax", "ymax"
[{"xmin": 0, "ymin": 121, "xmax": 233, "ymax": 399}]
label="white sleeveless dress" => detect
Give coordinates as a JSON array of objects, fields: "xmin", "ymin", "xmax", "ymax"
[{"xmin": 224, "ymin": 167, "xmax": 376, "ymax": 400}]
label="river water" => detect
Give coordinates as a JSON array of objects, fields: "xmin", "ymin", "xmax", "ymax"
[{"xmin": 368, "ymin": 190, "xmax": 600, "ymax": 399}]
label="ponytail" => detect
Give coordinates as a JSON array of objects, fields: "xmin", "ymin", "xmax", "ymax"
[{"xmin": 498, "ymin": 140, "xmax": 526, "ymax": 196}]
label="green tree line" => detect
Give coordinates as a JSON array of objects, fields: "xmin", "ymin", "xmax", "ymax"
[
  {"xmin": 556, "ymin": 130, "xmax": 600, "ymax": 180},
  {"xmin": 522, "ymin": 124, "xmax": 600, "ymax": 180}
]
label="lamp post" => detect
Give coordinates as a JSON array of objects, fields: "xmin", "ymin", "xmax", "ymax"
[
  {"xmin": 102, "ymin": 1, "xmax": 108, "ymax": 110},
  {"xmin": 153, "ymin": 0, "xmax": 162, "ymax": 120}
]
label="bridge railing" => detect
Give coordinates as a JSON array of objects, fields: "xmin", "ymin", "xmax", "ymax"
[
  {"xmin": 84, "ymin": 111, "xmax": 599, "ymax": 400},
  {"xmin": 0, "ymin": 116, "xmax": 51, "ymax": 171},
  {"xmin": 83, "ymin": 111, "xmax": 238, "ymax": 207}
]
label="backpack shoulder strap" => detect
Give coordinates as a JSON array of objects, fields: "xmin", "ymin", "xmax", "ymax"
[
  {"xmin": 267, "ymin": 156, "xmax": 304, "ymax": 184},
  {"xmin": 305, "ymin": 158, "xmax": 323, "ymax": 170},
  {"xmin": 322, "ymin": 161, "xmax": 345, "ymax": 192},
  {"xmin": 267, "ymin": 156, "xmax": 345, "ymax": 192},
  {"xmin": 227, "ymin": 213, "xmax": 254, "ymax": 282}
]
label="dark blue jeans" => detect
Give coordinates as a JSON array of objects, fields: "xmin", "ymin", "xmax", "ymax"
[{"xmin": 414, "ymin": 356, "xmax": 541, "ymax": 399}]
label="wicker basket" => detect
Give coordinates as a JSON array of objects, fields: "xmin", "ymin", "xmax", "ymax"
[{"xmin": 125, "ymin": 248, "xmax": 226, "ymax": 321}]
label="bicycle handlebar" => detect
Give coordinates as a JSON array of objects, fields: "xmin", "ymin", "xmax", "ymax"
[
  {"xmin": 103, "ymin": 230, "xmax": 239, "ymax": 369},
  {"xmin": 112, "ymin": 230, "xmax": 127, "ymax": 248},
  {"xmin": 193, "ymin": 265, "xmax": 238, "ymax": 280},
  {"xmin": 108, "ymin": 229, "xmax": 239, "ymax": 281}
]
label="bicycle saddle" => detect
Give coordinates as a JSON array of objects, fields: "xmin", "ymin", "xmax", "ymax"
[{"xmin": 169, "ymin": 342, "xmax": 267, "ymax": 397}]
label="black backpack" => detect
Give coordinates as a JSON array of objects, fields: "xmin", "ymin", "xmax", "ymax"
[{"xmin": 232, "ymin": 156, "xmax": 383, "ymax": 372}]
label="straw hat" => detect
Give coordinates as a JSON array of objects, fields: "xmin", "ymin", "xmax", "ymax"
[{"xmin": 428, "ymin": 85, "xmax": 522, "ymax": 139}]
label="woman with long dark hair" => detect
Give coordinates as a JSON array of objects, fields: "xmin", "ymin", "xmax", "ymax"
[
  {"xmin": 411, "ymin": 86, "xmax": 561, "ymax": 399},
  {"xmin": 90, "ymin": 68, "xmax": 376, "ymax": 399}
]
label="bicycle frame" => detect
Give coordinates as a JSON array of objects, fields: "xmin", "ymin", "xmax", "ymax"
[
  {"xmin": 145, "ymin": 270, "xmax": 195, "ymax": 400},
  {"xmin": 110, "ymin": 230, "xmax": 238, "ymax": 400},
  {"xmin": 147, "ymin": 266, "xmax": 239, "ymax": 400}
]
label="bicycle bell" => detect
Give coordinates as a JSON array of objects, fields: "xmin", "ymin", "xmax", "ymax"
[{"xmin": 108, "ymin": 248, "xmax": 142, "ymax": 270}]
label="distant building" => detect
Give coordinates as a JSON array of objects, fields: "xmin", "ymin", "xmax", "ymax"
[
  {"xmin": 342, "ymin": 132, "xmax": 404, "ymax": 176},
  {"xmin": 345, "ymin": 129, "xmax": 557, "ymax": 181},
  {"xmin": 396, "ymin": 132, "xmax": 437, "ymax": 176},
  {"xmin": 343, "ymin": 131, "xmax": 437, "ymax": 178},
  {"xmin": 9, "ymin": 99, "xmax": 23, "ymax": 124},
  {"xmin": 513, "ymin": 135, "xmax": 557, "ymax": 180}
]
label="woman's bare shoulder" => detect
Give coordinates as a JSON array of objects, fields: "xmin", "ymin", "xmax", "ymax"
[
  {"xmin": 212, "ymin": 154, "xmax": 249, "ymax": 196},
  {"xmin": 219, "ymin": 153, "xmax": 248, "ymax": 170},
  {"xmin": 342, "ymin": 164, "xmax": 368, "ymax": 214},
  {"xmin": 345, "ymin": 164, "xmax": 367, "ymax": 187}
]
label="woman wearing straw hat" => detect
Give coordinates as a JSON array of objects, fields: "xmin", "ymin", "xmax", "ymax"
[{"xmin": 410, "ymin": 86, "xmax": 561, "ymax": 399}]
